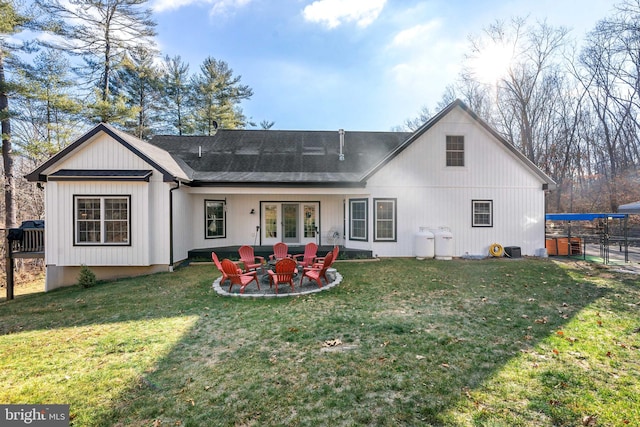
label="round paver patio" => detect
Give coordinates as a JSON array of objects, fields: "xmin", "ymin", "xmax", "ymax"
[{"xmin": 212, "ymin": 267, "xmax": 342, "ymax": 297}]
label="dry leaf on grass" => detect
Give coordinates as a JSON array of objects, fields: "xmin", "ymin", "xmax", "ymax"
[{"xmin": 323, "ymin": 339, "xmax": 342, "ymax": 347}]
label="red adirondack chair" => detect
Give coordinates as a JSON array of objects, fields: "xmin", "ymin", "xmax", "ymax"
[
  {"xmin": 269, "ymin": 242, "xmax": 291, "ymax": 261},
  {"xmin": 293, "ymin": 242, "xmax": 318, "ymax": 268},
  {"xmin": 212, "ymin": 251, "xmax": 241, "ymax": 285},
  {"xmin": 221, "ymin": 258, "xmax": 260, "ymax": 294},
  {"xmin": 238, "ymin": 245, "xmax": 265, "ymax": 272},
  {"xmin": 313, "ymin": 245, "xmax": 339, "ymax": 268},
  {"xmin": 300, "ymin": 251, "xmax": 334, "ymax": 288},
  {"xmin": 267, "ymin": 258, "xmax": 298, "ymax": 294}
]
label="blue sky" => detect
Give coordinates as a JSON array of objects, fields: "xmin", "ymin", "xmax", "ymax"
[{"xmin": 150, "ymin": 0, "xmax": 615, "ymax": 131}]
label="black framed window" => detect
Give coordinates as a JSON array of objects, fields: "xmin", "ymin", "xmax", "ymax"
[
  {"xmin": 446, "ymin": 135, "xmax": 465, "ymax": 167},
  {"xmin": 472, "ymin": 200, "xmax": 493, "ymax": 227},
  {"xmin": 374, "ymin": 198, "xmax": 397, "ymax": 241},
  {"xmin": 205, "ymin": 200, "xmax": 226, "ymax": 238},
  {"xmin": 349, "ymin": 198, "xmax": 368, "ymax": 241},
  {"xmin": 75, "ymin": 195, "xmax": 130, "ymax": 245}
]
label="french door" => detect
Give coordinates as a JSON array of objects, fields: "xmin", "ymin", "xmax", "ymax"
[{"xmin": 261, "ymin": 202, "xmax": 319, "ymax": 246}]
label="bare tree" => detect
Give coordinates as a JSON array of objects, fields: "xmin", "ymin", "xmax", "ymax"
[{"xmin": 577, "ymin": 3, "xmax": 640, "ymax": 211}]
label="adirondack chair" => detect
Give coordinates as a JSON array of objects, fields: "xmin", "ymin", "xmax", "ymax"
[
  {"xmin": 211, "ymin": 251, "xmax": 241, "ymax": 285},
  {"xmin": 267, "ymin": 257, "xmax": 298, "ymax": 294},
  {"xmin": 269, "ymin": 242, "xmax": 291, "ymax": 261},
  {"xmin": 300, "ymin": 251, "xmax": 334, "ymax": 288},
  {"xmin": 293, "ymin": 242, "xmax": 318, "ymax": 268},
  {"xmin": 313, "ymin": 245, "xmax": 339, "ymax": 268},
  {"xmin": 221, "ymin": 258, "xmax": 260, "ymax": 294},
  {"xmin": 238, "ymin": 245, "xmax": 265, "ymax": 273}
]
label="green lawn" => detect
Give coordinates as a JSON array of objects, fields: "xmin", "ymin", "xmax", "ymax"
[{"xmin": 1, "ymin": 258, "xmax": 639, "ymax": 426}]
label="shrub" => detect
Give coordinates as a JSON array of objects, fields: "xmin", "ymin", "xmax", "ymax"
[{"xmin": 77, "ymin": 265, "xmax": 97, "ymax": 288}]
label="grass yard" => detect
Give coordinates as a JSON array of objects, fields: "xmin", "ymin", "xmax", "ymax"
[{"xmin": 1, "ymin": 258, "xmax": 639, "ymax": 426}]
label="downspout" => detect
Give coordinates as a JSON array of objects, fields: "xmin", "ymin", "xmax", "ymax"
[{"xmin": 169, "ymin": 180, "xmax": 181, "ymax": 272}]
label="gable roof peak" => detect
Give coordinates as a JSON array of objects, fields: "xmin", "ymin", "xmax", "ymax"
[{"xmin": 25, "ymin": 122, "xmax": 191, "ymax": 183}]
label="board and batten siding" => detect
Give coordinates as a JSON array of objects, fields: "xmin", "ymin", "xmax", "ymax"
[
  {"xmin": 171, "ymin": 187, "xmax": 191, "ymax": 263},
  {"xmin": 43, "ymin": 132, "xmax": 173, "ymax": 267},
  {"xmin": 365, "ymin": 108, "xmax": 547, "ymax": 257},
  {"xmin": 185, "ymin": 191, "xmax": 348, "ymax": 249},
  {"xmin": 45, "ymin": 180, "xmax": 151, "ymax": 266}
]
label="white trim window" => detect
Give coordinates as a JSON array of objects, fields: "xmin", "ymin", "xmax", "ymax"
[
  {"xmin": 446, "ymin": 135, "xmax": 465, "ymax": 167},
  {"xmin": 472, "ymin": 200, "xmax": 493, "ymax": 227},
  {"xmin": 374, "ymin": 198, "xmax": 397, "ymax": 241},
  {"xmin": 75, "ymin": 196, "xmax": 130, "ymax": 245},
  {"xmin": 205, "ymin": 200, "xmax": 226, "ymax": 239},
  {"xmin": 349, "ymin": 198, "xmax": 368, "ymax": 241}
]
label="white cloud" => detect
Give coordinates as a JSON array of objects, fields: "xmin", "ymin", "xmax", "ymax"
[
  {"xmin": 302, "ymin": 0, "xmax": 386, "ymax": 29},
  {"xmin": 389, "ymin": 21, "xmax": 440, "ymax": 48},
  {"xmin": 152, "ymin": 0, "xmax": 197, "ymax": 12},
  {"xmin": 152, "ymin": 0, "xmax": 252, "ymax": 15}
]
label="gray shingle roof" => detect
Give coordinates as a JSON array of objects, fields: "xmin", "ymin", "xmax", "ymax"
[
  {"xmin": 148, "ymin": 130, "xmax": 412, "ymax": 185},
  {"xmin": 26, "ymin": 100, "xmax": 555, "ymax": 188}
]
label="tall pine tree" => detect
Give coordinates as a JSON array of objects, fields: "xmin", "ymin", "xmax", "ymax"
[
  {"xmin": 117, "ymin": 46, "xmax": 161, "ymax": 139},
  {"xmin": 159, "ymin": 55, "xmax": 191, "ymax": 135},
  {"xmin": 12, "ymin": 49, "xmax": 82, "ymax": 161},
  {"xmin": 36, "ymin": 0, "xmax": 157, "ymax": 125},
  {"xmin": 1, "ymin": 0, "xmax": 30, "ymax": 229},
  {"xmin": 191, "ymin": 56, "xmax": 253, "ymax": 133}
]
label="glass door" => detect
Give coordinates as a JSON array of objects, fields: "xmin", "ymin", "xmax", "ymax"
[
  {"xmin": 282, "ymin": 204, "xmax": 299, "ymax": 243},
  {"xmin": 261, "ymin": 202, "xmax": 319, "ymax": 245},
  {"xmin": 262, "ymin": 204, "xmax": 279, "ymax": 245}
]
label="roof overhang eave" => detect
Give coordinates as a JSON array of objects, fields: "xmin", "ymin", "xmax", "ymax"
[{"xmin": 187, "ymin": 180, "xmax": 366, "ymax": 188}]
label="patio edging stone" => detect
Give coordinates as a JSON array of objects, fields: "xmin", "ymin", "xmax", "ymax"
[{"xmin": 212, "ymin": 269, "xmax": 343, "ymax": 298}]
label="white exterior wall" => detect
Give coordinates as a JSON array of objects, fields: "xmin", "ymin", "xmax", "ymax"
[
  {"xmin": 365, "ymin": 108, "xmax": 547, "ymax": 257},
  {"xmin": 42, "ymin": 133, "xmax": 173, "ymax": 288},
  {"xmin": 44, "ymin": 180, "xmax": 151, "ymax": 266},
  {"xmin": 185, "ymin": 190, "xmax": 348, "ymax": 249},
  {"xmin": 171, "ymin": 186, "xmax": 191, "ymax": 263}
]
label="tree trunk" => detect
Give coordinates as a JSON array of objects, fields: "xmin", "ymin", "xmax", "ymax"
[{"xmin": 0, "ymin": 52, "xmax": 17, "ymax": 229}]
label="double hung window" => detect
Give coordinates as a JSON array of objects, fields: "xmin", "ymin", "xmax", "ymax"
[
  {"xmin": 472, "ymin": 200, "xmax": 493, "ymax": 227},
  {"xmin": 349, "ymin": 199, "xmax": 368, "ymax": 241},
  {"xmin": 205, "ymin": 200, "xmax": 226, "ymax": 238},
  {"xmin": 446, "ymin": 135, "xmax": 465, "ymax": 167},
  {"xmin": 75, "ymin": 196, "xmax": 130, "ymax": 245},
  {"xmin": 374, "ymin": 199, "xmax": 397, "ymax": 241}
]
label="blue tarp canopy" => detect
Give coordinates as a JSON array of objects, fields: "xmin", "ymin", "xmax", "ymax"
[{"xmin": 546, "ymin": 213, "xmax": 627, "ymax": 221}]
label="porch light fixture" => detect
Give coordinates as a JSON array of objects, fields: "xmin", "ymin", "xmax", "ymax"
[{"xmin": 250, "ymin": 209, "xmax": 255, "ymax": 215}]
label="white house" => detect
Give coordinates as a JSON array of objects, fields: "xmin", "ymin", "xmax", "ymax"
[{"xmin": 26, "ymin": 99, "xmax": 555, "ymax": 290}]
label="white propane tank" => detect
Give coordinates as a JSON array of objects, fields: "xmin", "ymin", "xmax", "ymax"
[
  {"xmin": 433, "ymin": 227, "xmax": 453, "ymax": 260},
  {"xmin": 415, "ymin": 227, "xmax": 435, "ymax": 260}
]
